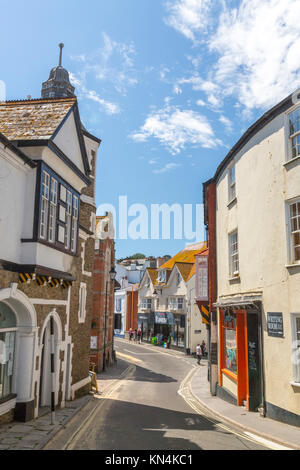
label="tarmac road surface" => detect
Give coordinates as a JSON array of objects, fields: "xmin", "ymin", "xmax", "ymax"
[{"xmin": 45, "ymin": 338, "xmax": 268, "ymax": 450}]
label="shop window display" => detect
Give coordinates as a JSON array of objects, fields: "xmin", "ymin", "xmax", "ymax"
[{"xmin": 223, "ymin": 310, "xmax": 237, "ymax": 374}]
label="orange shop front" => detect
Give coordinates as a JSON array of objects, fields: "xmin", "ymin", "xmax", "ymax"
[{"xmin": 217, "ymin": 303, "xmax": 264, "ymax": 413}]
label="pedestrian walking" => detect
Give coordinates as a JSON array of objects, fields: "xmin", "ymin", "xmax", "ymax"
[
  {"xmin": 196, "ymin": 343, "xmax": 201, "ymax": 365},
  {"xmin": 201, "ymin": 340, "xmax": 206, "ymax": 358},
  {"xmin": 137, "ymin": 327, "xmax": 142, "ymax": 344},
  {"xmin": 134, "ymin": 329, "xmax": 137, "ymax": 342},
  {"xmin": 129, "ymin": 328, "xmax": 133, "ymax": 341}
]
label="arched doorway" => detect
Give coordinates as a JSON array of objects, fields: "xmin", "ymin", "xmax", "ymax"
[
  {"xmin": 0, "ymin": 302, "xmax": 17, "ymax": 401},
  {"xmin": 39, "ymin": 312, "xmax": 62, "ymax": 409},
  {"xmin": 0, "ymin": 286, "xmax": 38, "ymax": 422}
]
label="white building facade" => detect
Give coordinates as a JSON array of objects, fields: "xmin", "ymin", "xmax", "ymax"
[
  {"xmin": 0, "ymin": 89, "xmax": 100, "ymax": 423},
  {"xmin": 137, "ymin": 245, "xmax": 207, "ymax": 352},
  {"xmin": 204, "ymin": 90, "xmax": 300, "ymax": 426}
]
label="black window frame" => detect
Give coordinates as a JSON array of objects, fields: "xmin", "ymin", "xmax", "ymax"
[{"xmin": 36, "ymin": 162, "xmax": 80, "ymax": 256}]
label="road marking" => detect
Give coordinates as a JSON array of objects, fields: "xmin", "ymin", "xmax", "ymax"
[
  {"xmin": 63, "ymin": 365, "xmax": 136, "ymax": 450},
  {"xmin": 116, "ymin": 351, "xmax": 143, "ymax": 364},
  {"xmin": 178, "ymin": 368, "xmax": 293, "ymax": 451},
  {"xmin": 244, "ymin": 432, "xmax": 292, "ymax": 451},
  {"xmin": 123, "ymin": 348, "xmax": 159, "ymax": 356}
]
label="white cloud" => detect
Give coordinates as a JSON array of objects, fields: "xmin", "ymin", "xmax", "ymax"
[
  {"xmin": 69, "ymin": 73, "xmax": 120, "ymax": 115},
  {"xmin": 219, "ymin": 115, "xmax": 233, "ymax": 132},
  {"xmin": 209, "ymin": 0, "xmax": 300, "ymax": 110},
  {"xmin": 165, "ymin": 0, "xmax": 300, "ymax": 112},
  {"xmin": 164, "ymin": 0, "xmax": 213, "ymax": 43},
  {"xmin": 153, "ymin": 163, "xmax": 181, "ymax": 174},
  {"xmin": 71, "ymin": 33, "xmax": 138, "ymax": 97},
  {"xmin": 196, "ymin": 99, "xmax": 205, "ymax": 106},
  {"xmin": 131, "ymin": 103, "xmax": 222, "ymax": 154}
]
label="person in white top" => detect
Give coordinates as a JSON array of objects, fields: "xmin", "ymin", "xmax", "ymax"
[{"xmin": 196, "ymin": 344, "xmax": 201, "ymax": 365}]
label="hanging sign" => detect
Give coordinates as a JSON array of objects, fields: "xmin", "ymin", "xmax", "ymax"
[
  {"xmin": 196, "ymin": 255, "xmax": 208, "ymax": 301},
  {"xmin": 267, "ymin": 312, "xmax": 284, "ymax": 338}
]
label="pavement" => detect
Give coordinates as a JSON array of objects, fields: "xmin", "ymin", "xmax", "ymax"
[
  {"xmin": 189, "ymin": 361, "xmax": 300, "ymax": 450},
  {"xmin": 0, "ymin": 338, "xmax": 299, "ymax": 450},
  {"xmin": 0, "ymin": 364, "xmax": 123, "ymax": 450}
]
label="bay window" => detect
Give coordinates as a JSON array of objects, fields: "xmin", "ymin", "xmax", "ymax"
[{"xmin": 38, "ymin": 164, "xmax": 80, "ymax": 254}]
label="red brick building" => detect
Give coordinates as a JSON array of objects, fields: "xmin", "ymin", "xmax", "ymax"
[
  {"xmin": 90, "ymin": 213, "xmax": 116, "ymax": 372},
  {"xmin": 203, "ymin": 180, "xmax": 218, "ymax": 396},
  {"xmin": 126, "ymin": 286, "xmax": 139, "ymax": 334}
]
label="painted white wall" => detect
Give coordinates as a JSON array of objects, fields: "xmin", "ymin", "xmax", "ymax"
[
  {"xmin": 0, "ymin": 144, "xmax": 36, "ymax": 264},
  {"xmin": 138, "ymin": 266, "xmax": 206, "ymax": 351},
  {"xmin": 215, "ymin": 104, "xmax": 300, "ymax": 415},
  {"xmin": 114, "ymin": 289, "xmax": 127, "ymax": 336},
  {"xmin": 20, "ymin": 242, "xmax": 74, "ymax": 273},
  {"xmin": 53, "ymin": 111, "xmax": 85, "ymax": 174}
]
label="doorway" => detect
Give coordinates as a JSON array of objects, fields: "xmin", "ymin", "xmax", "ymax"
[{"xmin": 39, "ymin": 316, "xmax": 60, "ymax": 410}]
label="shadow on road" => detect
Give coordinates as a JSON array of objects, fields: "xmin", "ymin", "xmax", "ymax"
[
  {"xmin": 99, "ymin": 361, "xmax": 177, "ymax": 384},
  {"xmin": 82, "ymin": 398, "xmax": 254, "ymax": 451}
]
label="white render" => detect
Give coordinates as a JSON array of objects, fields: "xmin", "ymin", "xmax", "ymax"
[
  {"xmin": 138, "ymin": 262, "xmax": 207, "ymax": 352},
  {"xmin": 215, "ymin": 96, "xmax": 300, "ymax": 418}
]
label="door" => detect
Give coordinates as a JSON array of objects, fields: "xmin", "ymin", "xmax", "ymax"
[{"xmin": 247, "ymin": 312, "xmax": 262, "ymax": 412}]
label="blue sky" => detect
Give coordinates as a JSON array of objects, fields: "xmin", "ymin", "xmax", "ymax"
[{"xmin": 1, "ymin": 0, "xmax": 300, "ymax": 259}]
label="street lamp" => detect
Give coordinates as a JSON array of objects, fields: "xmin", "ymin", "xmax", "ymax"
[{"xmin": 103, "ymin": 267, "xmax": 117, "ymax": 372}]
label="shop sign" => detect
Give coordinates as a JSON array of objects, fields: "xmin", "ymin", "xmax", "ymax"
[
  {"xmin": 195, "ymin": 255, "xmax": 208, "ymax": 301},
  {"xmin": 155, "ymin": 312, "xmax": 168, "ymax": 324},
  {"xmin": 267, "ymin": 312, "xmax": 284, "ymax": 337},
  {"xmin": 138, "ymin": 315, "xmax": 148, "ymax": 320},
  {"xmin": 90, "ymin": 336, "xmax": 97, "ymax": 349},
  {"xmin": 166, "ymin": 312, "xmax": 174, "ymax": 325}
]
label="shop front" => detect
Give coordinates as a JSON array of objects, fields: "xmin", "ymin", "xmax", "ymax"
[
  {"xmin": 152, "ymin": 312, "xmax": 186, "ymax": 349},
  {"xmin": 218, "ymin": 304, "xmax": 263, "ymax": 412},
  {"xmin": 137, "ymin": 312, "xmax": 155, "ymax": 342}
]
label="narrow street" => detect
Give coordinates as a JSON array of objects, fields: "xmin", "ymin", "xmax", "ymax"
[{"xmin": 45, "ymin": 339, "xmax": 267, "ymax": 451}]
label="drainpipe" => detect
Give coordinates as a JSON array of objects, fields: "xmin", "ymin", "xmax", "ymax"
[{"xmin": 258, "ymin": 304, "xmax": 266, "ymax": 417}]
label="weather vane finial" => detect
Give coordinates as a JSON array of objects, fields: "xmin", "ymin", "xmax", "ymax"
[{"xmin": 58, "ymin": 43, "xmax": 64, "ymax": 67}]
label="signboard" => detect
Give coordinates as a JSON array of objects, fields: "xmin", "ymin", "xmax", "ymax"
[
  {"xmin": 267, "ymin": 312, "xmax": 284, "ymax": 338},
  {"xmin": 155, "ymin": 312, "xmax": 168, "ymax": 324},
  {"xmin": 90, "ymin": 336, "xmax": 98, "ymax": 349},
  {"xmin": 195, "ymin": 255, "xmax": 208, "ymax": 301}
]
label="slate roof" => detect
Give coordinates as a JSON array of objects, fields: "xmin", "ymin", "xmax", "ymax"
[{"xmin": 0, "ymin": 97, "xmax": 76, "ymax": 141}]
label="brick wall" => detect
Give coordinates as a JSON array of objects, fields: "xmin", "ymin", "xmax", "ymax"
[
  {"xmin": 126, "ymin": 290, "xmax": 138, "ymax": 331},
  {"xmin": 91, "ymin": 237, "xmax": 115, "ymax": 372}
]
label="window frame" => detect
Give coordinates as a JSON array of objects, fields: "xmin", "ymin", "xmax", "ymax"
[
  {"xmin": 37, "ymin": 163, "xmax": 80, "ymax": 256},
  {"xmin": 228, "ymin": 163, "xmax": 236, "ymax": 203},
  {"xmin": 290, "ymin": 313, "xmax": 300, "ymax": 384},
  {"xmin": 141, "ymin": 298, "xmax": 152, "ymax": 310},
  {"xmin": 287, "ymin": 198, "xmax": 300, "ymax": 265},
  {"xmin": 78, "ymin": 282, "xmax": 87, "ymax": 323},
  {"xmin": 286, "ymin": 105, "xmax": 300, "ymax": 162},
  {"xmin": 229, "ymin": 230, "xmax": 239, "ymax": 278}
]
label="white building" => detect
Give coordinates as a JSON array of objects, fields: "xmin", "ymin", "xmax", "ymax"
[
  {"xmin": 137, "ymin": 244, "xmax": 208, "ymax": 352},
  {"xmin": 0, "ymin": 51, "xmax": 100, "ymax": 423},
  {"xmin": 204, "ymin": 89, "xmax": 300, "ymax": 426}
]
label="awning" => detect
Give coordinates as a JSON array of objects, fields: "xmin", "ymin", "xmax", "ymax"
[{"xmin": 214, "ymin": 294, "xmax": 262, "ymax": 309}]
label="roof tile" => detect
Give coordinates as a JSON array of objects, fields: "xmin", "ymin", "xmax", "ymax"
[{"xmin": 0, "ymin": 97, "xmax": 76, "ymax": 141}]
